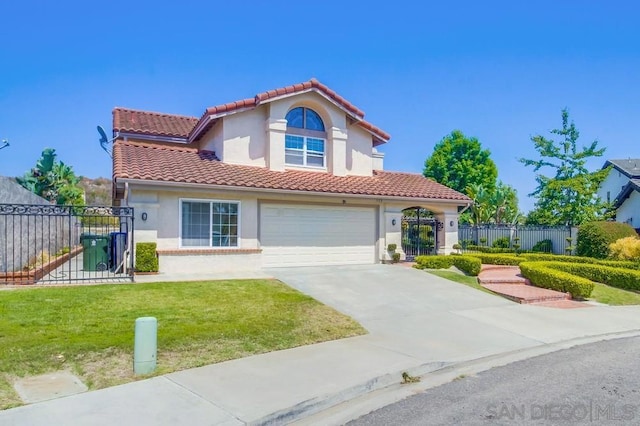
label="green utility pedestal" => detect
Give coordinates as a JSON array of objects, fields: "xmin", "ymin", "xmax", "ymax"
[{"xmin": 134, "ymin": 317, "xmax": 157, "ymax": 375}]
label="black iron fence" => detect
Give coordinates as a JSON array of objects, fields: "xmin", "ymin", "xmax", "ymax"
[
  {"xmin": 0, "ymin": 204, "xmax": 134, "ymax": 285},
  {"xmin": 401, "ymin": 217, "xmax": 440, "ymax": 259},
  {"xmin": 458, "ymin": 224, "xmax": 574, "ymax": 255}
]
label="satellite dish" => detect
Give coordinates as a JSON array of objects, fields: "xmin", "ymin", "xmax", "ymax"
[{"xmin": 97, "ymin": 125, "xmax": 114, "ymax": 158}]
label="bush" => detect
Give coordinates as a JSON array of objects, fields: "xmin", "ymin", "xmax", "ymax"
[
  {"xmin": 392, "ymin": 252, "xmax": 401, "ymax": 263},
  {"xmin": 414, "ymin": 255, "xmax": 453, "ymax": 270},
  {"xmin": 387, "ymin": 243, "xmax": 397, "ymax": 252},
  {"xmin": 519, "ymin": 262, "xmax": 594, "ymax": 298},
  {"xmin": 492, "ymin": 236, "xmax": 511, "ymax": 249},
  {"xmin": 549, "ymin": 262, "xmax": 640, "ymax": 292},
  {"xmin": 532, "ymin": 239, "xmax": 553, "ymax": 253},
  {"xmin": 465, "ymin": 253, "xmax": 524, "ymax": 266},
  {"xmin": 452, "ymin": 256, "xmax": 482, "ymax": 276},
  {"xmin": 609, "ymin": 236, "xmax": 640, "ymax": 261},
  {"xmin": 135, "ymin": 242, "xmax": 159, "ymax": 272},
  {"xmin": 465, "ymin": 245, "xmax": 516, "ymax": 254},
  {"xmin": 577, "ymin": 221, "xmax": 637, "ymax": 259}
]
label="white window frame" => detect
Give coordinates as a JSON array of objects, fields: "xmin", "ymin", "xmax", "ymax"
[
  {"xmin": 179, "ymin": 198, "xmax": 241, "ymax": 249},
  {"xmin": 285, "ymin": 134, "xmax": 326, "ymax": 168}
]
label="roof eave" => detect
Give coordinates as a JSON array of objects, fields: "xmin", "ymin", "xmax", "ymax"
[
  {"xmin": 116, "ymin": 132, "xmax": 189, "ymax": 144},
  {"xmin": 114, "ymin": 177, "xmax": 470, "ymax": 205}
]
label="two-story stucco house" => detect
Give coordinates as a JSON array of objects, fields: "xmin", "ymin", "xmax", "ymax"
[
  {"xmin": 112, "ymin": 79, "xmax": 470, "ymax": 273},
  {"xmin": 598, "ymin": 159, "xmax": 640, "ymax": 231}
]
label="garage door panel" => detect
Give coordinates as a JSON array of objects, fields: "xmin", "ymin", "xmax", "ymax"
[{"xmin": 260, "ymin": 204, "xmax": 375, "ymax": 267}]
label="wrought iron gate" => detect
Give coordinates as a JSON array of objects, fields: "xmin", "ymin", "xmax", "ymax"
[
  {"xmin": 0, "ymin": 204, "xmax": 134, "ymax": 285},
  {"xmin": 401, "ymin": 215, "xmax": 439, "ymax": 259}
]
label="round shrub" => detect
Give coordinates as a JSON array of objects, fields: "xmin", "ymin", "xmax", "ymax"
[
  {"xmin": 492, "ymin": 236, "xmax": 511, "ymax": 249},
  {"xmin": 609, "ymin": 236, "xmax": 640, "ymax": 261},
  {"xmin": 576, "ymin": 221, "xmax": 638, "ymax": 259},
  {"xmin": 532, "ymin": 239, "xmax": 553, "ymax": 253}
]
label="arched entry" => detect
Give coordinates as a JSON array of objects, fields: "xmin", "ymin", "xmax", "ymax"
[{"xmin": 401, "ymin": 207, "xmax": 440, "ymax": 259}]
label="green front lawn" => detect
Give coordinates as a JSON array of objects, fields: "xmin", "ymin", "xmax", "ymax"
[
  {"xmin": 589, "ymin": 283, "xmax": 640, "ymax": 305},
  {"xmin": 0, "ymin": 280, "xmax": 365, "ymax": 409},
  {"xmin": 425, "ymin": 270, "xmax": 497, "ymax": 296}
]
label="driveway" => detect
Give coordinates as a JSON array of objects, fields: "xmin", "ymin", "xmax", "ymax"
[{"xmin": 271, "ymin": 264, "xmax": 536, "ymax": 361}]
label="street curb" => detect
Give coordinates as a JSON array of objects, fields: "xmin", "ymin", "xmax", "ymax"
[{"xmin": 263, "ymin": 330, "xmax": 640, "ymax": 426}]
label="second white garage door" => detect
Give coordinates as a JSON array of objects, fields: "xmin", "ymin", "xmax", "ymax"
[{"xmin": 260, "ymin": 204, "xmax": 376, "ymax": 267}]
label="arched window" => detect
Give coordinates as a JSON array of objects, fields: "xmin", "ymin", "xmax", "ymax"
[{"xmin": 285, "ymin": 107, "xmax": 326, "ymax": 167}]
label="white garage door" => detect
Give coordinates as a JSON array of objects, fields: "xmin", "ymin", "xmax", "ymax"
[{"xmin": 260, "ymin": 204, "xmax": 376, "ymax": 267}]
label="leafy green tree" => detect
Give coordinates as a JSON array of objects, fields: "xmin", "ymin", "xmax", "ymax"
[
  {"xmin": 424, "ymin": 130, "xmax": 498, "ymax": 194},
  {"xmin": 17, "ymin": 148, "xmax": 84, "ymax": 205},
  {"xmin": 519, "ymin": 109, "xmax": 609, "ymax": 226},
  {"xmin": 463, "ymin": 181, "xmax": 521, "ymax": 225}
]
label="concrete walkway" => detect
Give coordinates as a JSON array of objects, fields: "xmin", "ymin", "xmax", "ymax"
[{"xmin": 2, "ymin": 265, "xmax": 640, "ymax": 425}]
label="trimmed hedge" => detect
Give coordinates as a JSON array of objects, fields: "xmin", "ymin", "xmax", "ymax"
[
  {"xmin": 465, "ymin": 252, "xmax": 640, "ymax": 270},
  {"xmin": 463, "ymin": 253, "xmax": 523, "ymax": 266},
  {"xmin": 519, "ymin": 262, "xmax": 594, "ymax": 298},
  {"xmin": 135, "ymin": 242, "xmax": 159, "ymax": 272},
  {"xmin": 452, "ymin": 256, "xmax": 482, "ymax": 276},
  {"xmin": 549, "ymin": 262, "xmax": 640, "ymax": 292},
  {"xmin": 465, "ymin": 245, "xmax": 517, "ymax": 254},
  {"xmin": 414, "ymin": 255, "xmax": 482, "ymax": 276},
  {"xmin": 577, "ymin": 221, "xmax": 637, "ymax": 259},
  {"xmin": 414, "ymin": 255, "xmax": 453, "ymax": 270}
]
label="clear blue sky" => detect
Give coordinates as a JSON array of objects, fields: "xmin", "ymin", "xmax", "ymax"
[{"xmin": 1, "ymin": 1, "xmax": 638, "ymax": 212}]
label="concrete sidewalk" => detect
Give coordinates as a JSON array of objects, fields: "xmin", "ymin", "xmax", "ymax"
[{"xmin": 2, "ymin": 265, "xmax": 640, "ymax": 425}]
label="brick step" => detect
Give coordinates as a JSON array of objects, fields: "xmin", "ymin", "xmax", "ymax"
[
  {"xmin": 481, "ymin": 283, "xmax": 571, "ymax": 304},
  {"xmin": 478, "ymin": 277, "xmax": 531, "ymax": 285}
]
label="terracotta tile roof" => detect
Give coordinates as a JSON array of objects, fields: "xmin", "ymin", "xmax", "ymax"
[
  {"xmin": 254, "ymin": 78, "xmax": 365, "ymax": 118},
  {"xmin": 113, "ymin": 79, "xmax": 390, "ymax": 143},
  {"xmin": 113, "ymin": 108, "xmax": 198, "ymax": 139},
  {"xmin": 113, "ymin": 141, "xmax": 470, "ymax": 202}
]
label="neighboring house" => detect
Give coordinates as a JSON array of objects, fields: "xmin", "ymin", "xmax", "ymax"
[
  {"xmin": 112, "ymin": 79, "xmax": 470, "ymax": 273},
  {"xmin": 598, "ymin": 159, "xmax": 640, "ymax": 230}
]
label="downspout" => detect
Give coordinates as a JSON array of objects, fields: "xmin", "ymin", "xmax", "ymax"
[
  {"xmin": 124, "ymin": 182, "xmax": 130, "ymax": 207},
  {"xmin": 458, "ymin": 201, "xmax": 472, "ymax": 216}
]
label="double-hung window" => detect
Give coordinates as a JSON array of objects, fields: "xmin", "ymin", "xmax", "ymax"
[
  {"xmin": 285, "ymin": 107, "xmax": 326, "ymax": 168},
  {"xmin": 181, "ymin": 200, "xmax": 239, "ymax": 247}
]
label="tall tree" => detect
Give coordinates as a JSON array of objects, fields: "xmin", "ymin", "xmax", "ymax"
[
  {"xmin": 519, "ymin": 109, "xmax": 609, "ymax": 226},
  {"xmin": 463, "ymin": 181, "xmax": 521, "ymax": 225},
  {"xmin": 424, "ymin": 130, "xmax": 498, "ymax": 194},
  {"xmin": 17, "ymin": 148, "xmax": 85, "ymax": 205}
]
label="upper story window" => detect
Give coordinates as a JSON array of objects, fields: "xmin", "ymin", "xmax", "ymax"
[{"xmin": 285, "ymin": 107, "xmax": 326, "ymax": 167}]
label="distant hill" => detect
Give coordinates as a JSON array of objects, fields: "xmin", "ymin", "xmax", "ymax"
[{"xmin": 79, "ymin": 177, "xmax": 112, "ymax": 205}]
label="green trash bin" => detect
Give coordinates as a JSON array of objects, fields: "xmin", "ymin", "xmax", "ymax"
[{"xmin": 81, "ymin": 234, "xmax": 110, "ymax": 271}]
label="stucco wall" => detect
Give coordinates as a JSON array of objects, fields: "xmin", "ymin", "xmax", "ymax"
[
  {"xmin": 196, "ymin": 90, "xmax": 376, "ymax": 177},
  {"xmin": 0, "ymin": 177, "xmax": 80, "ymax": 272},
  {"xmin": 220, "ymin": 107, "xmax": 267, "ymax": 167},
  {"xmin": 346, "ymin": 124, "xmax": 374, "ymax": 176},
  {"xmin": 198, "ymin": 121, "xmax": 224, "ymax": 159}
]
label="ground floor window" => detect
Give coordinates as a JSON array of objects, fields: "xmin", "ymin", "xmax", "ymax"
[{"xmin": 181, "ymin": 200, "xmax": 239, "ymax": 247}]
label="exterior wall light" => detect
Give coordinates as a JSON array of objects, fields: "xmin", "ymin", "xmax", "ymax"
[
  {"xmin": 141, "ymin": 212, "xmax": 148, "ymax": 221},
  {"xmin": 392, "ymin": 219, "xmax": 397, "ymax": 226}
]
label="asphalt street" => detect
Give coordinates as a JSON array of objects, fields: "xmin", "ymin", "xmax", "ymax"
[{"xmin": 348, "ymin": 336, "xmax": 640, "ymax": 426}]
